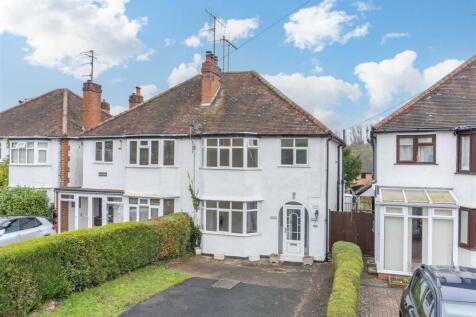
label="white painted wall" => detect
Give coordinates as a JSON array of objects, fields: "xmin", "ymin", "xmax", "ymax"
[
  {"xmin": 9, "ymin": 139, "xmax": 60, "ymax": 202},
  {"xmin": 375, "ymin": 131, "xmax": 476, "ymax": 268},
  {"xmin": 0, "ymin": 138, "xmax": 8, "ymax": 162},
  {"xmin": 80, "ymin": 136, "xmax": 341, "ymax": 261}
]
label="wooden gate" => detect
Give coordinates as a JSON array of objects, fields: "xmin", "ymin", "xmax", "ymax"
[{"xmin": 330, "ymin": 211, "xmax": 374, "ymax": 256}]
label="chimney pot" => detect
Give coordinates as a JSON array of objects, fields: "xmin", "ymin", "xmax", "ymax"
[
  {"xmin": 101, "ymin": 99, "xmax": 111, "ymax": 114},
  {"xmin": 83, "ymin": 81, "xmax": 102, "ymax": 130},
  {"xmin": 129, "ymin": 86, "xmax": 144, "ymax": 109}
]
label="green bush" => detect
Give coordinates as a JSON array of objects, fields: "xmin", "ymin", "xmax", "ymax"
[
  {"xmin": 0, "ymin": 158, "xmax": 8, "ymax": 191},
  {"xmin": 0, "ymin": 212, "xmax": 196, "ymax": 317},
  {"xmin": 0, "ymin": 187, "xmax": 49, "ymax": 217},
  {"xmin": 327, "ymin": 241, "xmax": 364, "ymax": 317}
]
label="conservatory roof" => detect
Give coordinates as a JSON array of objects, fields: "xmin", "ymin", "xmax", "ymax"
[{"xmin": 378, "ymin": 187, "xmax": 458, "ymax": 207}]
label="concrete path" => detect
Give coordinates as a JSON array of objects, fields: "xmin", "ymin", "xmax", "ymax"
[{"xmin": 121, "ymin": 256, "xmax": 334, "ymax": 317}]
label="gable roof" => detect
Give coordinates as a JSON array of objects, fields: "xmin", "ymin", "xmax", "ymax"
[
  {"xmin": 83, "ymin": 71, "xmax": 341, "ymax": 141},
  {"xmin": 373, "ymin": 54, "xmax": 476, "ymax": 132},
  {"xmin": 0, "ymin": 89, "xmax": 111, "ymax": 138}
]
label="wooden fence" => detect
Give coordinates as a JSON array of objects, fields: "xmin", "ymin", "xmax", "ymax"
[{"xmin": 330, "ymin": 211, "xmax": 374, "ymax": 256}]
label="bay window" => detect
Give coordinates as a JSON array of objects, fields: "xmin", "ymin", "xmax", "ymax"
[
  {"xmin": 204, "ymin": 200, "xmax": 258, "ymax": 234},
  {"xmin": 95, "ymin": 141, "xmax": 113, "ymax": 162},
  {"xmin": 10, "ymin": 141, "xmax": 48, "ymax": 165},
  {"xmin": 128, "ymin": 140, "xmax": 175, "ymax": 166},
  {"xmin": 458, "ymin": 133, "xmax": 475, "ymax": 173},
  {"xmin": 204, "ymin": 138, "xmax": 259, "ymax": 168},
  {"xmin": 281, "ymin": 138, "xmax": 308, "ymax": 165},
  {"xmin": 397, "ymin": 135, "xmax": 435, "ymax": 164}
]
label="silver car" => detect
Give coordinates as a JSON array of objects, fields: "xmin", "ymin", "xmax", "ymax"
[{"xmin": 0, "ymin": 216, "xmax": 55, "ymax": 246}]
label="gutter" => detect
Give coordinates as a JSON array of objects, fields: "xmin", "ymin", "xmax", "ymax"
[{"xmin": 325, "ymin": 137, "xmax": 331, "ymax": 261}]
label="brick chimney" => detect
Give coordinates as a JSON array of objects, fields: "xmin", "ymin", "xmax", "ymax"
[
  {"xmin": 129, "ymin": 86, "xmax": 144, "ymax": 109},
  {"xmin": 82, "ymin": 81, "xmax": 102, "ymax": 130},
  {"xmin": 201, "ymin": 51, "xmax": 221, "ymax": 106},
  {"xmin": 101, "ymin": 99, "xmax": 110, "ymax": 114}
]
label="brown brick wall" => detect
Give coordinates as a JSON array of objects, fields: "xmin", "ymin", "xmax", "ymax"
[
  {"xmin": 82, "ymin": 81, "xmax": 102, "ymax": 130},
  {"xmin": 58, "ymin": 139, "xmax": 70, "ymax": 232}
]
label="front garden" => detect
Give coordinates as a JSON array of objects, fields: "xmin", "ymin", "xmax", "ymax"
[{"xmin": 0, "ymin": 213, "xmax": 199, "ymax": 317}]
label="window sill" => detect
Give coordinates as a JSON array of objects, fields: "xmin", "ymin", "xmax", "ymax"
[
  {"xmin": 201, "ymin": 231, "xmax": 260, "ymax": 237},
  {"xmin": 277, "ymin": 164, "xmax": 310, "ymax": 168},
  {"xmin": 126, "ymin": 165, "xmax": 179, "ymax": 169},
  {"xmin": 10, "ymin": 163, "xmax": 51, "ymax": 167},
  {"xmin": 199, "ymin": 167, "xmax": 262, "ymax": 171},
  {"xmin": 394, "ymin": 162, "xmax": 438, "ymax": 165},
  {"xmin": 93, "ymin": 162, "xmax": 113, "ymax": 165},
  {"xmin": 458, "ymin": 244, "xmax": 476, "ymax": 251},
  {"xmin": 455, "ymin": 172, "xmax": 476, "ymax": 175}
]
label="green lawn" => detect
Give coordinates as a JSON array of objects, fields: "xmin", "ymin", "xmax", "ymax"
[{"xmin": 32, "ymin": 266, "xmax": 190, "ymax": 317}]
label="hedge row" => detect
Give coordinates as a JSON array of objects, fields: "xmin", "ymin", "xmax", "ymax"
[
  {"xmin": 327, "ymin": 241, "xmax": 364, "ymax": 317},
  {"xmin": 0, "ymin": 212, "xmax": 198, "ymax": 317},
  {"xmin": 0, "ymin": 187, "xmax": 50, "ymax": 218}
]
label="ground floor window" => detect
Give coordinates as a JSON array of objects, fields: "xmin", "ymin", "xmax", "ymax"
[
  {"xmin": 128, "ymin": 197, "xmax": 175, "ymax": 221},
  {"xmin": 203, "ymin": 200, "xmax": 258, "ymax": 234},
  {"xmin": 459, "ymin": 208, "xmax": 476, "ymax": 249}
]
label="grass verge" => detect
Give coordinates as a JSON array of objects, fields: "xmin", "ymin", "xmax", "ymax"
[{"xmin": 32, "ymin": 266, "xmax": 190, "ymax": 317}]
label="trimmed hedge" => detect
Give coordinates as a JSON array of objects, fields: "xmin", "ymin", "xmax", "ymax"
[
  {"xmin": 0, "ymin": 187, "xmax": 49, "ymax": 217},
  {"xmin": 0, "ymin": 212, "xmax": 196, "ymax": 317},
  {"xmin": 327, "ymin": 241, "xmax": 364, "ymax": 317}
]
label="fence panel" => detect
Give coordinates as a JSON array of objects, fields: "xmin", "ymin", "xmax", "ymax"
[{"xmin": 330, "ymin": 211, "xmax": 374, "ymax": 256}]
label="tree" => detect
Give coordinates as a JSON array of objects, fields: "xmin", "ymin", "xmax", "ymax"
[
  {"xmin": 343, "ymin": 148, "xmax": 362, "ymax": 187},
  {"xmin": 0, "ymin": 158, "xmax": 8, "ymax": 191}
]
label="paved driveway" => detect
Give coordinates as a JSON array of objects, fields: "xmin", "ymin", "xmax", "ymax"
[
  {"xmin": 121, "ymin": 256, "xmax": 334, "ymax": 317},
  {"xmin": 358, "ymin": 272, "xmax": 403, "ymax": 317}
]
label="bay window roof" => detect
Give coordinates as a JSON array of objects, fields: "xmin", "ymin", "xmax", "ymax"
[{"xmin": 378, "ymin": 187, "xmax": 458, "ymax": 207}]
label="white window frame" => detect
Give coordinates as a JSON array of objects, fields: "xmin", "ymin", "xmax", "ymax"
[
  {"xmin": 203, "ymin": 137, "xmax": 259, "ymax": 169},
  {"xmin": 94, "ymin": 140, "xmax": 113, "ymax": 163},
  {"xmin": 280, "ymin": 138, "xmax": 308, "ymax": 166},
  {"xmin": 203, "ymin": 200, "xmax": 259, "ymax": 235},
  {"xmin": 128, "ymin": 139, "xmax": 176, "ymax": 167},
  {"xmin": 10, "ymin": 140, "xmax": 49, "ymax": 165}
]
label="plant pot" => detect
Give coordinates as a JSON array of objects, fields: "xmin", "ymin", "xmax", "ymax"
[
  {"xmin": 303, "ymin": 256, "xmax": 314, "ymax": 266},
  {"xmin": 194, "ymin": 247, "xmax": 202, "ymax": 256}
]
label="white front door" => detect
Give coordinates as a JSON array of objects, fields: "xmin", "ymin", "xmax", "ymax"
[{"xmin": 283, "ymin": 206, "xmax": 304, "ymax": 257}]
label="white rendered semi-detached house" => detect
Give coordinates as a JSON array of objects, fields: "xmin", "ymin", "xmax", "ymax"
[
  {"xmin": 56, "ymin": 52, "xmax": 345, "ymax": 262},
  {"xmin": 371, "ymin": 54, "xmax": 476, "ymax": 276},
  {"xmin": 0, "ymin": 83, "xmax": 112, "ymax": 204}
]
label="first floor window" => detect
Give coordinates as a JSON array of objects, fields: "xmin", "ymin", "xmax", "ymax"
[
  {"xmin": 397, "ymin": 135, "xmax": 435, "ymax": 164},
  {"xmin": 204, "ymin": 200, "xmax": 258, "ymax": 234},
  {"xmin": 281, "ymin": 138, "xmax": 308, "ymax": 165},
  {"xmin": 95, "ymin": 141, "xmax": 113, "ymax": 162},
  {"xmin": 129, "ymin": 140, "xmax": 175, "ymax": 166},
  {"xmin": 10, "ymin": 141, "xmax": 48, "ymax": 165},
  {"xmin": 458, "ymin": 133, "xmax": 475, "ymax": 172},
  {"xmin": 204, "ymin": 138, "xmax": 259, "ymax": 168},
  {"xmin": 459, "ymin": 208, "xmax": 475, "ymax": 249}
]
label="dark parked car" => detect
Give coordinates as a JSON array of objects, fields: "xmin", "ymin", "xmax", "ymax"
[{"xmin": 400, "ymin": 265, "xmax": 476, "ymax": 317}]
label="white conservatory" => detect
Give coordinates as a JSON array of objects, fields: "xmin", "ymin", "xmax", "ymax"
[{"xmin": 375, "ymin": 187, "xmax": 459, "ymax": 276}]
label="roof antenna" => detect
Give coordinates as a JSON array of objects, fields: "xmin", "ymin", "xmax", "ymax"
[
  {"xmin": 205, "ymin": 9, "xmax": 218, "ymax": 55},
  {"xmin": 221, "ymin": 36, "xmax": 237, "ymax": 72},
  {"xmin": 80, "ymin": 50, "xmax": 97, "ymax": 82}
]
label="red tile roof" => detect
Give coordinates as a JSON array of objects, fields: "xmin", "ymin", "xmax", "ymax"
[
  {"xmin": 83, "ymin": 71, "xmax": 341, "ymax": 140},
  {"xmin": 374, "ymin": 54, "xmax": 476, "ymax": 132},
  {"xmin": 0, "ymin": 89, "xmax": 111, "ymax": 137}
]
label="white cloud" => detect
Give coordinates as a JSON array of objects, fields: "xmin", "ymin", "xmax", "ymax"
[
  {"xmin": 184, "ymin": 17, "xmax": 259, "ymax": 48},
  {"xmin": 110, "ymin": 105, "xmax": 127, "ymax": 115},
  {"xmin": 311, "ymin": 59, "xmax": 323, "ymax": 74},
  {"xmin": 184, "ymin": 35, "xmax": 201, "ymax": 48},
  {"xmin": 168, "ymin": 54, "xmax": 202, "ymax": 87},
  {"xmin": 352, "ymin": 1, "xmax": 375, "ymax": 12},
  {"xmin": 284, "ymin": 0, "xmax": 369, "ymax": 52},
  {"xmin": 354, "ymin": 50, "xmax": 463, "ymax": 115},
  {"xmin": 136, "ymin": 49, "xmax": 155, "ymax": 61},
  {"xmin": 263, "ymin": 72, "xmax": 361, "ymax": 128},
  {"xmin": 380, "ymin": 32, "xmax": 410, "ymax": 44},
  {"xmin": 164, "ymin": 38, "xmax": 175, "ymax": 47},
  {"xmin": 0, "ymin": 0, "xmax": 150, "ymax": 79},
  {"xmin": 140, "ymin": 84, "xmax": 158, "ymax": 100}
]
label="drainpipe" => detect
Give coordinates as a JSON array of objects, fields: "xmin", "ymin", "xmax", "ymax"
[
  {"xmin": 325, "ymin": 137, "xmax": 331, "ymax": 261},
  {"xmin": 336, "ymin": 144, "xmax": 342, "ymax": 211}
]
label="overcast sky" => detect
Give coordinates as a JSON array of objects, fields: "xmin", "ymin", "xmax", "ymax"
[{"xmin": 0, "ymin": 0, "xmax": 474, "ymax": 130}]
